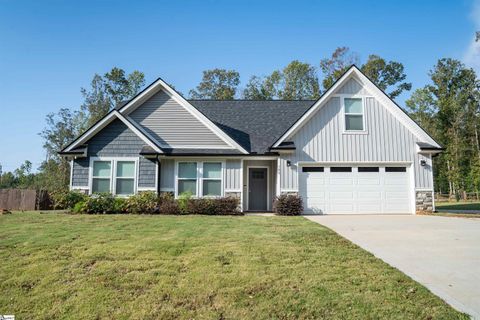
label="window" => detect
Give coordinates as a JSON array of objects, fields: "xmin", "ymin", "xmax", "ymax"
[
  {"xmin": 302, "ymin": 166, "xmax": 324, "ymax": 172},
  {"xmin": 344, "ymin": 97, "xmax": 364, "ymax": 131},
  {"xmin": 358, "ymin": 167, "xmax": 379, "ymax": 172},
  {"xmin": 92, "ymin": 161, "xmax": 111, "ymax": 193},
  {"xmin": 178, "ymin": 162, "xmax": 197, "ymax": 195},
  {"xmin": 91, "ymin": 159, "xmax": 137, "ymax": 195},
  {"xmin": 115, "ymin": 161, "xmax": 135, "ymax": 195},
  {"xmin": 176, "ymin": 161, "xmax": 224, "ymax": 197},
  {"xmin": 330, "ymin": 167, "xmax": 352, "ymax": 172},
  {"xmin": 385, "ymin": 167, "xmax": 407, "ymax": 172},
  {"xmin": 202, "ymin": 162, "xmax": 222, "ymax": 196}
]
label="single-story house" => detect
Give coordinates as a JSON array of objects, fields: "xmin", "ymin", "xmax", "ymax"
[{"xmin": 59, "ymin": 66, "xmax": 442, "ymax": 214}]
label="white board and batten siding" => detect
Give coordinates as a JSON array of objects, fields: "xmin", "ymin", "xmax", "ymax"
[
  {"xmin": 280, "ymin": 77, "xmax": 433, "ymax": 214},
  {"xmin": 129, "ymin": 91, "xmax": 231, "ymax": 148}
]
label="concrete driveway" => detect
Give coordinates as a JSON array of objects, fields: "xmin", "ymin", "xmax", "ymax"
[{"xmin": 305, "ymin": 215, "xmax": 480, "ymax": 319}]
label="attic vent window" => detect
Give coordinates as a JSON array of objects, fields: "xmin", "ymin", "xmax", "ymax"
[{"xmin": 344, "ymin": 97, "xmax": 364, "ymax": 131}]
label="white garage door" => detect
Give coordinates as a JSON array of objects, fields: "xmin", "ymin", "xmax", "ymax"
[{"xmin": 299, "ymin": 165, "xmax": 412, "ymax": 214}]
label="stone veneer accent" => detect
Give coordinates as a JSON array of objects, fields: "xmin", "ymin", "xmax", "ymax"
[
  {"xmin": 416, "ymin": 191, "xmax": 433, "ymax": 213},
  {"xmin": 225, "ymin": 192, "xmax": 241, "ymax": 199}
]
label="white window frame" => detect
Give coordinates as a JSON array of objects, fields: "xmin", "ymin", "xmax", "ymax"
[
  {"xmin": 174, "ymin": 160, "xmax": 225, "ymax": 198},
  {"xmin": 341, "ymin": 95, "xmax": 367, "ymax": 134},
  {"xmin": 176, "ymin": 161, "xmax": 199, "ymax": 197},
  {"xmin": 88, "ymin": 157, "xmax": 139, "ymax": 196}
]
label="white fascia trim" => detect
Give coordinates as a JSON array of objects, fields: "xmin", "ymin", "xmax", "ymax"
[
  {"xmin": 119, "ymin": 78, "xmax": 249, "ymax": 154},
  {"xmin": 114, "ymin": 111, "xmax": 163, "ymax": 153},
  {"xmin": 297, "ymin": 161, "xmax": 413, "ymax": 165},
  {"xmin": 353, "ymin": 70, "xmax": 440, "ymax": 147},
  {"xmin": 272, "ymin": 67, "xmax": 359, "ymax": 148},
  {"xmin": 273, "ymin": 66, "xmax": 441, "ymax": 148},
  {"xmin": 65, "ymin": 111, "xmax": 163, "ymax": 154},
  {"xmin": 65, "ymin": 111, "xmax": 116, "ymax": 152}
]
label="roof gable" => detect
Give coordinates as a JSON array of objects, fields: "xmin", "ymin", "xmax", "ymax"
[
  {"xmin": 119, "ymin": 78, "xmax": 248, "ymax": 154},
  {"xmin": 272, "ymin": 66, "xmax": 441, "ymax": 148},
  {"xmin": 128, "ymin": 90, "xmax": 231, "ymax": 148},
  {"xmin": 62, "ymin": 110, "xmax": 163, "ymax": 154}
]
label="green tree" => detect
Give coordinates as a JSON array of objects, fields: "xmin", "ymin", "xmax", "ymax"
[
  {"xmin": 243, "ymin": 61, "xmax": 320, "ymax": 100},
  {"xmin": 38, "ymin": 108, "xmax": 82, "ymax": 191},
  {"xmin": 14, "ymin": 160, "xmax": 36, "ymax": 188},
  {"xmin": 81, "ymin": 67, "xmax": 145, "ymax": 126},
  {"xmin": 320, "ymin": 47, "xmax": 411, "ymax": 99},
  {"xmin": 407, "ymin": 58, "xmax": 480, "ymax": 197},
  {"xmin": 189, "ymin": 69, "xmax": 240, "ymax": 100},
  {"xmin": 320, "ymin": 47, "xmax": 359, "ymax": 90},
  {"xmin": 362, "ymin": 55, "xmax": 412, "ymax": 99},
  {"xmin": 405, "ymin": 87, "xmax": 438, "ymax": 137}
]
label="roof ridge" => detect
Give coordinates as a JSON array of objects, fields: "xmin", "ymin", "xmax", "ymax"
[{"xmin": 187, "ymin": 99, "xmax": 316, "ymax": 102}]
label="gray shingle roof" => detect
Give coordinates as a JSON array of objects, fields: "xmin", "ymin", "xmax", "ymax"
[{"xmin": 189, "ymin": 100, "xmax": 314, "ymax": 153}]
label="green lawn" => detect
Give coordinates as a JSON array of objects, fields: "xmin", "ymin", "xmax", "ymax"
[
  {"xmin": 0, "ymin": 212, "xmax": 466, "ymax": 319},
  {"xmin": 436, "ymin": 201, "xmax": 480, "ymax": 211}
]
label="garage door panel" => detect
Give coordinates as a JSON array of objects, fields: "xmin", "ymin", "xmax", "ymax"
[
  {"xmin": 358, "ymin": 178, "xmax": 381, "ymax": 185},
  {"xmin": 357, "ymin": 204, "xmax": 382, "ymax": 213},
  {"xmin": 329, "ymin": 191, "xmax": 354, "ymax": 200},
  {"xmin": 358, "ymin": 191, "xmax": 382, "ymax": 199},
  {"xmin": 300, "ymin": 165, "xmax": 412, "ymax": 214},
  {"xmin": 330, "ymin": 203, "xmax": 355, "ymax": 213},
  {"xmin": 329, "ymin": 178, "xmax": 354, "ymax": 185}
]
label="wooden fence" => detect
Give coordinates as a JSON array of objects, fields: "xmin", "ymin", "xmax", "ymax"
[{"xmin": 0, "ymin": 189, "xmax": 51, "ymax": 211}]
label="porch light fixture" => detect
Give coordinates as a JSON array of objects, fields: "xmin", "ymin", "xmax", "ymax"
[
  {"xmin": 420, "ymin": 159, "xmax": 426, "ymax": 167},
  {"xmin": 286, "ymin": 160, "xmax": 291, "ymax": 167}
]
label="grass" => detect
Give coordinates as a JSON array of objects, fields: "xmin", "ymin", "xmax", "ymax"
[
  {"xmin": 0, "ymin": 212, "xmax": 467, "ymax": 320},
  {"xmin": 436, "ymin": 201, "xmax": 480, "ymax": 211}
]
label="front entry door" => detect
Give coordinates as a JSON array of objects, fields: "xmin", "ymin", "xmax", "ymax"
[{"xmin": 248, "ymin": 168, "xmax": 268, "ymax": 211}]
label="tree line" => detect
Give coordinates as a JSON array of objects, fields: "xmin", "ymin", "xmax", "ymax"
[{"xmin": 1, "ymin": 47, "xmax": 478, "ymax": 199}]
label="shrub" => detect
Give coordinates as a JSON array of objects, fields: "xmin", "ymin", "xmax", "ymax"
[
  {"xmin": 185, "ymin": 197, "xmax": 241, "ymax": 215},
  {"xmin": 80, "ymin": 193, "xmax": 117, "ymax": 214},
  {"xmin": 72, "ymin": 201, "xmax": 85, "ymax": 214},
  {"xmin": 177, "ymin": 191, "xmax": 193, "ymax": 214},
  {"xmin": 158, "ymin": 193, "xmax": 180, "ymax": 215},
  {"xmin": 51, "ymin": 190, "xmax": 88, "ymax": 209},
  {"xmin": 273, "ymin": 194, "xmax": 303, "ymax": 216},
  {"xmin": 124, "ymin": 191, "xmax": 158, "ymax": 214}
]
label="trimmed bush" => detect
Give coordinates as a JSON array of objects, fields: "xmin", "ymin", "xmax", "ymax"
[
  {"xmin": 51, "ymin": 190, "xmax": 88, "ymax": 209},
  {"xmin": 78, "ymin": 193, "xmax": 117, "ymax": 214},
  {"xmin": 274, "ymin": 194, "xmax": 303, "ymax": 216},
  {"xmin": 158, "ymin": 193, "xmax": 180, "ymax": 215},
  {"xmin": 124, "ymin": 191, "xmax": 158, "ymax": 214},
  {"xmin": 185, "ymin": 197, "xmax": 240, "ymax": 215},
  {"xmin": 67, "ymin": 191, "xmax": 240, "ymax": 215}
]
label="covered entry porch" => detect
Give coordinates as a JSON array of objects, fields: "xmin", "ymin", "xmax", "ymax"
[{"xmin": 242, "ymin": 159, "xmax": 277, "ymax": 212}]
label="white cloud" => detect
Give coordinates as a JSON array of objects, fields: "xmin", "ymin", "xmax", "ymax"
[{"xmin": 464, "ymin": 0, "xmax": 480, "ymax": 71}]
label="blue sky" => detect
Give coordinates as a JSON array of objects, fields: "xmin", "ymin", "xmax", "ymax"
[{"xmin": 0, "ymin": 0, "xmax": 478, "ymax": 172}]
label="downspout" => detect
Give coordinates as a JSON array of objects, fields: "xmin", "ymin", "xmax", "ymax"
[{"xmin": 156, "ymin": 155, "xmax": 161, "ymax": 194}]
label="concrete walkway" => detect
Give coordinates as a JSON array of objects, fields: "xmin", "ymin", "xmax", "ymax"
[{"xmin": 305, "ymin": 215, "xmax": 480, "ymax": 319}]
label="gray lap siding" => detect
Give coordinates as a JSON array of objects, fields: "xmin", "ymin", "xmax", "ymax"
[{"xmin": 71, "ymin": 119, "xmax": 156, "ymax": 190}]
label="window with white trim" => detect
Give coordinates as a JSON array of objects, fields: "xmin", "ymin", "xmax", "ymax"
[
  {"xmin": 115, "ymin": 161, "xmax": 136, "ymax": 195},
  {"xmin": 344, "ymin": 97, "xmax": 364, "ymax": 131},
  {"xmin": 91, "ymin": 159, "xmax": 137, "ymax": 195},
  {"xmin": 202, "ymin": 162, "xmax": 222, "ymax": 196},
  {"xmin": 176, "ymin": 161, "xmax": 223, "ymax": 197},
  {"xmin": 92, "ymin": 161, "xmax": 111, "ymax": 193},
  {"xmin": 178, "ymin": 162, "xmax": 197, "ymax": 195}
]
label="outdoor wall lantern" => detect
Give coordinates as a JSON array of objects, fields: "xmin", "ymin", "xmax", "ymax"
[
  {"xmin": 420, "ymin": 159, "xmax": 427, "ymax": 166},
  {"xmin": 286, "ymin": 160, "xmax": 292, "ymax": 167}
]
